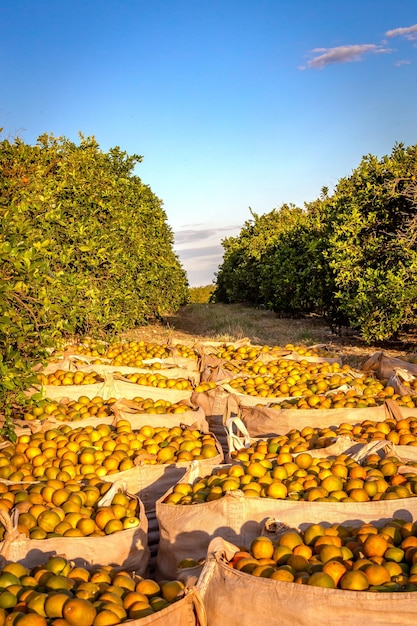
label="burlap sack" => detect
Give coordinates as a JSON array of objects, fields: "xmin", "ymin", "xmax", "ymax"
[
  {"xmin": 232, "ymin": 398, "xmax": 417, "ymax": 438},
  {"xmin": 0, "ymin": 483, "xmax": 149, "ymax": 573},
  {"xmin": 39, "ymin": 357, "xmax": 201, "ymax": 384},
  {"xmin": 111, "ymin": 398, "xmax": 209, "ymax": 432},
  {"xmin": 362, "ymin": 351, "xmax": 417, "ymax": 380},
  {"xmin": 155, "ymin": 460, "xmax": 417, "ymax": 581},
  {"xmin": 224, "ymin": 417, "xmax": 396, "ymax": 463},
  {"xmin": 25, "ymin": 373, "xmax": 118, "ymax": 402},
  {"xmin": 386, "ymin": 368, "xmax": 417, "ymax": 397},
  {"xmin": 27, "ymin": 373, "xmax": 194, "ymax": 409},
  {"xmin": 197, "ymin": 536, "xmax": 417, "ymax": 626}
]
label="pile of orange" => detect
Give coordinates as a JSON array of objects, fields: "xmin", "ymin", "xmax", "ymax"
[
  {"xmin": 0, "ymin": 477, "xmax": 140, "ymax": 540},
  {"xmin": 228, "ymin": 519, "xmax": 417, "ymax": 592},
  {"xmin": 0, "ymin": 421, "xmax": 219, "ymax": 483},
  {"xmin": 0, "ymin": 555, "xmax": 185, "ymax": 625},
  {"xmin": 22, "ymin": 396, "xmax": 116, "ymax": 422},
  {"xmin": 163, "ymin": 450, "xmax": 417, "ymax": 505},
  {"xmin": 36, "ymin": 370, "xmax": 104, "ymax": 387}
]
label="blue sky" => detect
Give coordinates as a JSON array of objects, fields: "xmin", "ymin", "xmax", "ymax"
[{"xmin": 1, "ymin": 1, "xmax": 417, "ymax": 286}]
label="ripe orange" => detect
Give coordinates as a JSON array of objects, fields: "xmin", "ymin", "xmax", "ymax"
[
  {"xmin": 362, "ymin": 534, "xmax": 389, "ymax": 558},
  {"xmin": 340, "ymin": 570, "xmax": 369, "ymax": 590},
  {"xmin": 250, "ymin": 537, "xmax": 275, "ymax": 560},
  {"xmin": 307, "ymin": 572, "xmax": 335, "ymax": 588},
  {"xmin": 63, "ymin": 597, "xmax": 97, "ymax": 626}
]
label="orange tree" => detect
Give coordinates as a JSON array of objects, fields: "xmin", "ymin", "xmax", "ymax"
[
  {"xmin": 213, "ymin": 142, "xmax": 417, "ymax": 342},
  {"xmin": 213, "ymin": 205, "xmax": 305, "ymax": 304},
  {"xmin": 324, "ymin": 142, "xmax": 417, "ymax": 342},
  {"xmin": 0, "ymin": 131, "xmax": 188, "ymax": 417}
]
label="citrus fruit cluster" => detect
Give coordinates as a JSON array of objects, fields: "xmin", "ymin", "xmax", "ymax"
[
  {"xmin": 36, "ymin": 371, "xmax": 104, "ymax": 387},
  {"xmin": 0, "ymin": 555, "xmax": 185, "ymax": 625},
  {"xmin": 163, "ymin": 451, "xmax": 417, "ymax": 505},
  {"xmin": 0, "ymin": 421, "xmax": 219, "ymax": 483},
  {"xmin": 228, "ymin": 519, "xmax": 417, "ymax": 592},
  {"xmin": 22, "ymin": 397, "xmax": 116, "ymax": 423},
  {"xmin": 0, "ymin": 478, "xmax": 140, "ymax": 541}
]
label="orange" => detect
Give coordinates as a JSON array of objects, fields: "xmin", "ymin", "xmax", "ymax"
[
  {"xmin": 93, "ymin": 609, "xmax": 121, "ymax": 625},
  {"xmin": 160, "ymin": 580, "xmax": 185, "ymax": 602},
  {"xmin": 10, "ymin": 615, "xmax": 48, "ymax": 626},
  {"xmin": 94, "ymin": 508, "xmax": 116, "ymax": 530},
  {"xmin": 318, "ymin": 545, "xmax": 344, "ymax": 564},
  {"xmin": 362, "ymin": 534, "xmax": 389, "ymax": 558},
  {"xmin": 303, "ymin": 524, "xmax": 325, "ymax": 547},
  {"xmin": 270, "ymin": 568, "xmax": 295, "ymax": 582},
  {"xmin": 250, "ymin": 537, "xmax": 275, "ymax": 560},
  {"xmin": 44, "ymin": 592, "xmax": 72, "ymax": 618},
  {"xmin": 286, "ymin": 554, "xmax": 309, "ymax": 572},
  {"xmin": 122, "ymin": 591, "xmax": 149, "ymax": 610},
  {"xmin": 340, "ymin": 570, "xmax": 369, "ymax": 590},
  {"xmin": 265, "ymin": 481, "xmax": 288, "ymax": 499},
  {"xmin": 76, "ymin": 517, "xmax": 97, "ymax": 536},
  {"xmin": 63, "ymin": 597, "xmax": 97, "ymax": 626},
  {"xmin": 307, "ymin": 572, "xmax": 335, "ymax": 588},
  {"xmin": 322, "ymin": 560, "xmax": 347, "ymax": 586},
  {"xmin": 37, "ymin": 510, "xmax": 61, "ymax": 533},
  {"xmin": 128, "ymin": 601, "xmax": 154, "ymax": 619},
  {"xmin": 320, "ymin": 475, "xmax": 343, "ymax": 493},
  {"xmin": 293, "ymin": 543, "xmax": 313, "ymax": 560},
  {"xmin": 278, "ymin": 531, "xmax": 304, "ymax": 550},
  {"xmin": 294, "ymin": 453, "xmax": 313, "ymax": 469},
  {"xmin": 364, "ymin": 564, "xmax": 391, "ymax": 586},
  {"xmin": 135, "ymin": 579, "xmax": 161, "ymax": 598},
  {"xmin": 272, "ymin": 545, "xmax": 292, "ymax": 565}
]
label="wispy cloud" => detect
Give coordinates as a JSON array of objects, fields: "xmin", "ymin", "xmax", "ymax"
[
  {"xmin": 176, "ymin": 245, "xmax": 223, "ymax": 260},
  {"xmin": 395, "ymin": 59, "xmax": 411, "ymax": 67},
  {"xmin": 174, "ymin": 225, "xmax": 241, "ymax": 245},
  {"xmin": 301, "ymin": 44, "xmax": 390, "ymax": 70},
  {"xmin": 386, "ymin": 24, "xmax": 417, "ymax": 40}
]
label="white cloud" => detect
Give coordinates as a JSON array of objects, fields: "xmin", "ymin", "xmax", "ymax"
[
  {"xmin": 302, "ymin": 44, "xmax": 391, "ymax": 70},
  {"xmin": 386, "ymin": 24, "xmax": 417, "ymax": 40},
  {"xmin": 174, "ymin": 224, "xmax": 241, "ymax": 246},
  {"xmin": 395, "ymin": 59, "xmax": 411, "ymax": 67}
]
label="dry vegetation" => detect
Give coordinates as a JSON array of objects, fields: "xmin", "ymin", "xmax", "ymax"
[{"xmin": 123, "ymin": 303, "xmax": 417, "ymax": 370}]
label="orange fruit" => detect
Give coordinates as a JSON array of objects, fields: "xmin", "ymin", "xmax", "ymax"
[
  {"xmin": 322, "ymin": 560, "xmax": 347, "ymax": 586},
  {"xmin": 270, "ymin": 569, "xmax": 295, "ymax": 582},
  {"xmin": 340, "ymin": 570, "xmax": 369, "ymax": 590},
  {"xmin": 278, "ymin": 531, "xmax": 303, "ymax": 550},
  {"xmin": 135, "ymin": 579, "xmax": 161, "ymax": 598},
  {"xmin": 63, "ymin": 597, "xmax": 97, "ymax": 626},
  {"xmin": 266, "ymin": 481, "xmax": 288, "ymax": 499},
  {"xmin": 250, "ymin": 537, "xmax": 275, "ymax": 560},
  {"xmin": 307, "ymin": 572, "xmax": 335, "ymax": 588},
  {"xmin": 160, "ymin": 580, "xmax": 185, "ymax": 602},
  {"xmin": 364, "ymin": 564, "xmax": 391, "ymax": 586},
  {"xmin": 44, "ymin": 592, "xmax": 72, "ymax": 618},
  {"xmin": 362, "ymin": 534, "xmax": 389, "ymax": 558}
]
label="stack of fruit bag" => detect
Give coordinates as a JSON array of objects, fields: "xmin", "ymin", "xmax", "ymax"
[
  {"xmin": 0, "ymin": 411, "xmax": 223, "ymax": 568},
  {"xmin": 53, "ymin": 337, "xmax": 202, "ymax": 372},
  {"xmin": 28, "ymin": 367, "xmax": 196, "ymax": 405},
  {"xmin": 225, "ymin": 395, "xmax": 417, "ymax": 440},
  {"xmin": 0, "ymin": 480, "xmax": 150, "ymax": 573},
  {"xmin": 155, "ymin": 435, "xmax": 417, "ymax": 581}
]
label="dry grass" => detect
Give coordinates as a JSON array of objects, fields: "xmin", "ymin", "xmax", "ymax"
[{"xmin": 123, "ymin": 303, "xmax": 417, "ymax": 369}]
